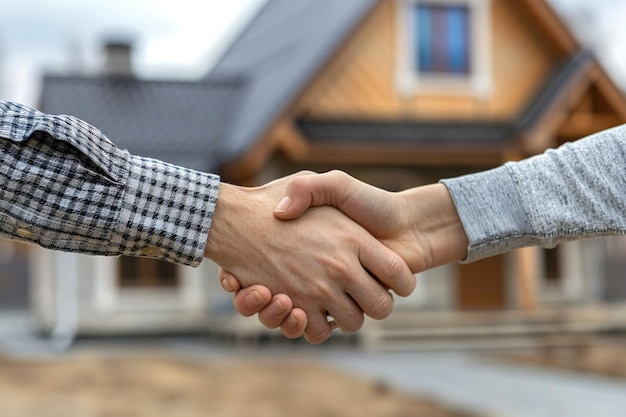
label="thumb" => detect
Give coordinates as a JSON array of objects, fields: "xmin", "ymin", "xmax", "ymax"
[{"xmin": 273, "ymin": 170, "xmax": 354, "ymax": 220}]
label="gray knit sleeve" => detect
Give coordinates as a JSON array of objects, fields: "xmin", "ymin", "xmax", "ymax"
[{"xmin": 441, "ymin": 124, "xmax": 626, "ymax": 263}]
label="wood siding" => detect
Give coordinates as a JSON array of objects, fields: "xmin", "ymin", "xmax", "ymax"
[{"xmin": 291, "ymin": 0, "xmax": 562, "ymax": 122}]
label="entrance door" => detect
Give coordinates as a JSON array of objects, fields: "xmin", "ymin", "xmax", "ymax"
[{"xmin": 457, "ymin": 255, "xmax": 506, "ymax": 310}]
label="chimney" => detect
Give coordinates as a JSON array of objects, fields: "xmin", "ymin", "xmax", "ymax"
[{"xmin": 103, "ymin": 40, "xmax": 133, "ymax": 77}]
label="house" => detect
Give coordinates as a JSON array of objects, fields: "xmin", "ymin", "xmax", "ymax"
[
  {"xmin": 36, "ymin": 0, "xmax": 626, "ymax": 342},
  {"xmin": 205, "ymin": 0, "xmax": 626, "ymax": 316}
]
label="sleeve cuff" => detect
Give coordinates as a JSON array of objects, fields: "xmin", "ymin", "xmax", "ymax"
[
  {"xmin": 112, "ymin": 155, "xmax": 220, "ymax": 266},
  {"xmin": 441, "ymin": 165, "xmax": 537, "ymax": 263}
]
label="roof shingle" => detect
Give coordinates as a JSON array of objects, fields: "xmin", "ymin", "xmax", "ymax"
[{"xmin": 41, "ymin": 76, "xmax": 244, "ymax": 172}]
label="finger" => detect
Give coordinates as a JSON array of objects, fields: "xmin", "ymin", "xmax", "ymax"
[
  {"xmin": 232, "ymin": 286, "xmax": 273, "ymax": 317},
  {"xmin": 344, "ymin": 274, "xmax": 394, "ymax": 321},
  {"xmin": 219, "ymin": 268, "xmax": 242, "ymax": 293},
  {"xmin": 258, "ymin": 294, "xmax": 293, "ymax": 329},
  {"xmin": 280, "ymin": 308, "xmax": 307, "ymax": 339},
  {"xmin": 274, "ymin": 170, "xmax": 357, "ymax": 220},
  {"xmin": 324, "ymin": 293, "xmax": 365, "ymax": 333},
  {"xmin": 358, "ymin": 240, "xmax": 416, "ymax": 298},
  {"xmin": 303, "ymin": 309, "xmax": 333, "ymax": 344}
]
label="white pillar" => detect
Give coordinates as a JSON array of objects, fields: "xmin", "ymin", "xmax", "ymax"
[{"xmin": 50, "ymin": 251, "xmax": 79, "ymax": 351}]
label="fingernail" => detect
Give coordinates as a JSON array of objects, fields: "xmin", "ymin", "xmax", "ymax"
[
  {"xmin": 287, "ymin": 315, "xmax": 298, "ymax": 328},
  {"xmin": 274, "ymin": 298, "xmax": 285, "ymax": 311},
  {"xmin": 274, "ymin": 196, "xmax": 292, "ymax": 213},
  {"xmin": 247, "ymin": 290, "xmax": 264, "ymax": 307},
  {"xmin": 221, "ymin": 278, "xmax": 232, "ymax": 292}
]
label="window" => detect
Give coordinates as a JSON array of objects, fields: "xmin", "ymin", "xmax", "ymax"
[
  {"xmin": 542, "ymin": 247, "xmax": 562, "ymax": 283},
  {"xmin": 396, "ymin": 0, "xmax": 491, "ymax": 96},
  {"xmin": 415, "ymin": 4, "xmax": 471, "ymax": 74},
  {"xmin": 118, "ymin": 256, "xmax": 179, "ymax": 288}
]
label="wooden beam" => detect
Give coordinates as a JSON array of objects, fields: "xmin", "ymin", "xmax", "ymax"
[
  {"xmin": 520, "ymin": 0, "xmax": 579, "ymax": 53},
  {"xmin": 558, "ymin": 113, "xmax": 623, "ymax": 139},
  {"xmin": 297, "ymin": 144, "xmax": 506, "ymax": 167},
  {"xmin": 589, "ymin": 65, "xmax": 626, "ymax": 121}
]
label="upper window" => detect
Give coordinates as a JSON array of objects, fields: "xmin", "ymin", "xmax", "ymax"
[
  {"xmin": 396, "ymin": 0, "xmax": 491, "ymax": 97},
  {"xmin": 415, "ymin": 4, "xmax": 471, "ymax": 75}
]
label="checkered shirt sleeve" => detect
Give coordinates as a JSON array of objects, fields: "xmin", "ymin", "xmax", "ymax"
[{"xmin": 0, "ymin": 101, "xmax": 220, "ymax": 266}]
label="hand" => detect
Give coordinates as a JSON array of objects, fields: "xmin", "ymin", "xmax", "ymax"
[
  {"xmin": 219, "ymin": 276, "xmax": 307, "ymax": 339},
  {"xmin": 204, "ymin": 174, "xmax": 416, "ymax": 343},
  {"xmin": 222, "ymin": 171, "xmax": 469, "ymax": 336}
]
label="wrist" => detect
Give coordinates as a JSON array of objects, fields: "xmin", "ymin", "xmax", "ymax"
[
  {"xmin": 204, "ymin": 183, "xmax": 250, "ymax": 264},
  {"xmin": 401, "ymin": 183, "xmax": 469, "ymax": 270}
]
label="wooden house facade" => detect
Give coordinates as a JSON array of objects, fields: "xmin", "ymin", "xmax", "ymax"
[
  {"xmin": 209, "ymin": 0, "xmax": 626, "ymax": 313},
  {"xmin": 29, "ymin": 0, "xmax": 626, "ymax": 339}
]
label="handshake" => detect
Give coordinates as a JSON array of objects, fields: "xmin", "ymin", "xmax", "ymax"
[{"xmin": 204, "ymin": 171, "xmax": 469, "ymax": 344}]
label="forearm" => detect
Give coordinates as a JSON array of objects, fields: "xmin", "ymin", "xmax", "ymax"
[
  {"xmin": 0, "ymin": 101, "xmax": 219, "ymax": 266},
  {"xmin": 442, "ymin": 124, "xmax": 626, "ymax": 262}
]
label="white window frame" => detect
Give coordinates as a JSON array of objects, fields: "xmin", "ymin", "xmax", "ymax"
[
  {"xmin": 395, "ymin": 0, "xmax": 492, "ymax": 97},
  {"xmin": 93, "ymin": 257, "xmax": 206, "ymax": 312}
]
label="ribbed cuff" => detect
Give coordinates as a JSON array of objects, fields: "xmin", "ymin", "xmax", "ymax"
[{"xmin": 441, "ymin": 165, "xmax": 536, "ymax": 263}]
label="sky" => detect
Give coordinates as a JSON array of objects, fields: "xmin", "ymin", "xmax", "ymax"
[
  {"xmin": 0, "ymin": 0, "xmax": 266, "ymax": 105},
  {"xmin": 0, "ymin": 0, "xmax": 625, "ymax": 106}
]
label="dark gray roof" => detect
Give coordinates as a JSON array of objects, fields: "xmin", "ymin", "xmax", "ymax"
[
  {"xmin": 207, "ymin": 0, "xmax": 377, "ymax": 161},
  {"xmin": 40, "ymin": 75, "xmax": 243, "ymax": 172},
  {"xmin": 516, "ymin": 50, "xmax": 593, "ymax": 131},
  {"xmin": 297, "ymin": 120, "xmax": 514, "ymax": 147}
]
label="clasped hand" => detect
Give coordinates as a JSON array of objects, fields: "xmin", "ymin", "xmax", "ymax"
[
  {"xmin": 214, "ymin": 171, "xmax": 469, "ymax": 343},
  {"xmin": 204, "ymin": 173, "xmax": 419, "ymax": 344}
]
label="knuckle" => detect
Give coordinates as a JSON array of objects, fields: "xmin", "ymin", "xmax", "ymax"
[
  {"xmin": 328, "ymin": 169, "xmax": 347, "ymax": 180},
  {"xmin": 383, "ymin": 256, "xmax": 414, "ymax": 296},
  {"xmin": 340, "ymin": 313, "xmax": 364, "ymax": 333},
  {"xmin": 324, "ymin": 257, "xmax": 352, "ymax": 281},
  {"xmin": 385, "ymin": 256, "xmax": 404, "ymax": 282},
  {"xmin": 259, "ymin": 312, "xmax": 281, "ymax": 329},
  {"xmin": 368, "ymin": 292, "xmax": 394, "ymax": 320},
  {"xmin": 305, "ymin": 326, "xmax": 332, "ymax": 344},
  {"xmin": 233, "ymin": 295, "xmax": 254, "ymax": 317},
  {"xmin": 309, "ymin": 279, "xmax": 334, "ymax": 302}
]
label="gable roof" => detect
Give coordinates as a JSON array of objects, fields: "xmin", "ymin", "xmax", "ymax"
[
  {"xmin": 40, "ymin": 75, "xmax": 243, "ymax": 172},
  {"xmin": 208, "ymin": 0, "xmax": 603, "ymax": 167},
  {"xmin": 206, "ymin": 0, "xmax": 378, "ymax": 162}
]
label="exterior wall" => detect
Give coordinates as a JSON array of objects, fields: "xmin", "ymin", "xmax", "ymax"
[
  {"xmin": 292, "ymin": 0, "xmax": 562, "ymax": 122},
  {"xmin": 30, "ymin": 247, "xmax": 56, "ymax": 330},
  {"xmin": 605, "ymin": 236, "xmax": 626, "ymax": 302},
  {"xmin": 407, "ymin": 264, "xmax": 456, "ymax": 310},
  {"xmin": 0, "ymin": 241, "xmax": 30, "ymax": 310},
  {"xmin": 31, "ymin": 251, "xmax": 222, "ymax": 335}
]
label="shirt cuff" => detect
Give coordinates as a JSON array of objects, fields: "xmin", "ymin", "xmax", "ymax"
[
  {"xmin": 112, "ymin": 155, "xmax": 220, "ymax": 266},
  {"xmin": 441, "ymin": 165, "xmax": 536, "ymax": 263}
]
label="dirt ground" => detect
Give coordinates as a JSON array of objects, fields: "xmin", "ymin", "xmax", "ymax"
[{"xmin": 0, "ymin": 355, "xmax": 480, "ymax": 417}]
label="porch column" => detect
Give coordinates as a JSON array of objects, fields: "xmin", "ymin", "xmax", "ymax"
[{"xmin": 515, "ymin": 247, "xmax": 539, "ymax": 310}]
